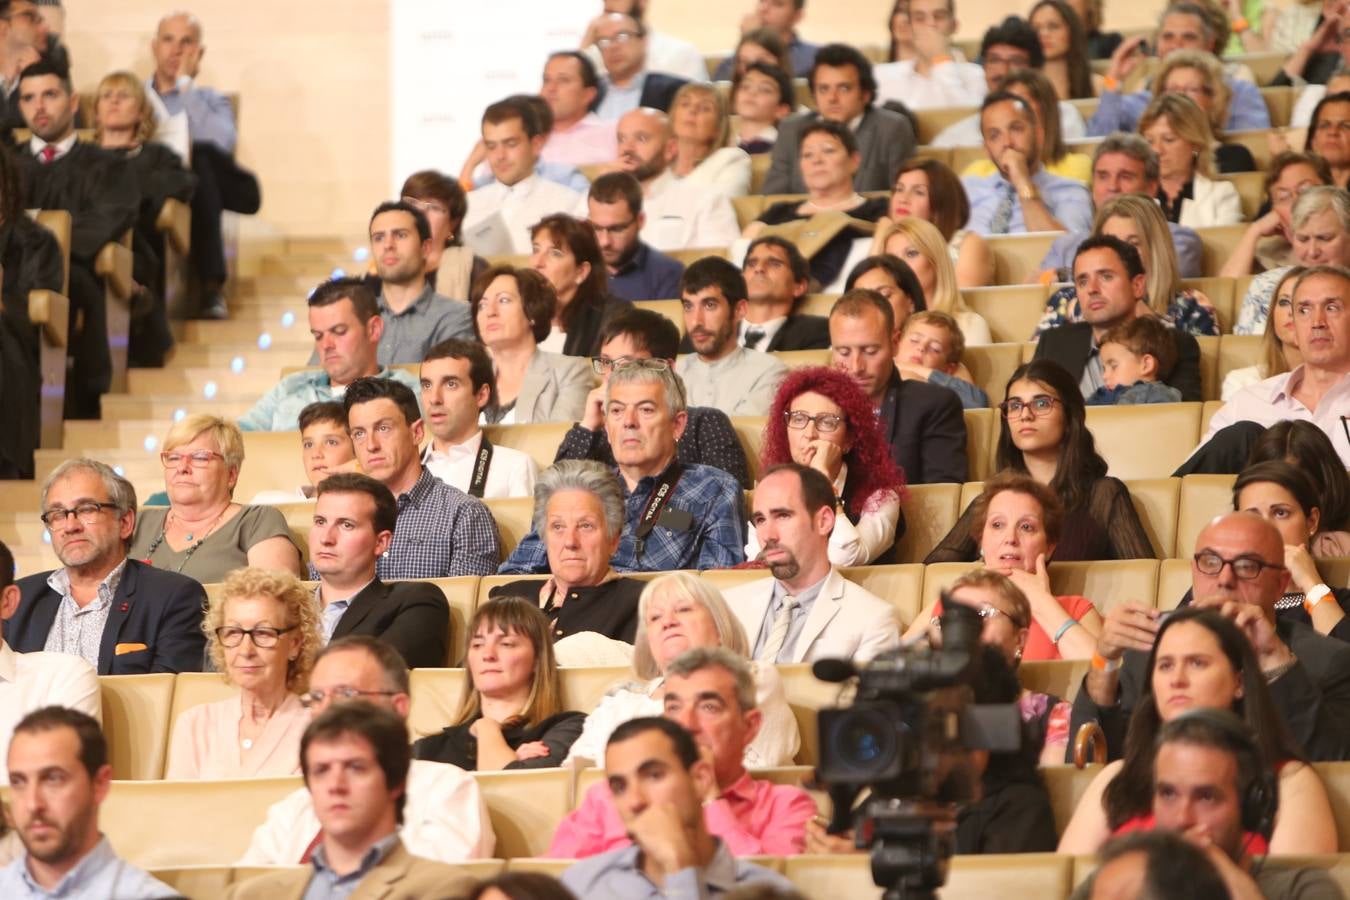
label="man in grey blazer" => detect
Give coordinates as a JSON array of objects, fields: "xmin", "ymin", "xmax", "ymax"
[{"xmin": 760, "ymin": 43, "xmax": 916, "ymax": 195}]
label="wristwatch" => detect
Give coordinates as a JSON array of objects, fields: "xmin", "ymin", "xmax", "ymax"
[{"xmin": 1017, "ymin": 183, "xmax": 1039, "ymax": 202}]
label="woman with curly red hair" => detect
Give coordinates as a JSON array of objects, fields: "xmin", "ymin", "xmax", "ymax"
[{"xmin": 754, "ymin": 367, "xmax": 907, "ymax": 565}]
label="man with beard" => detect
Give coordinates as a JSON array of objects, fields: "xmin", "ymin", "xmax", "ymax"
[
  {"xmin": 365, "ymin": 201, "xmax": 472, "ymax": 365},
  {"xmin": 615, "ymin": 108, "xmax": 739, "ymax": 252},
  {"xmin": 0, "ymin": 707, "xmax": 176, "ymax": 898},
  {"xmin": 588, "ymin": 171, "xmax": 684, "ymax": 303},
  {"xmin": 723, "ymin": 463, "xmax": 900, "ymax": 663},
  {"xmin": 673, "ymin": 257, "xmax": 786, "ymax": 418}
]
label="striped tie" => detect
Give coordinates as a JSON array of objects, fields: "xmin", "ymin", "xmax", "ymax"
[
  {"xmin": 989, "ymin": 181, "xmax": 1016, "ymax": 235},
  {"xmin": 759, "ymin": 595, "xmax": 798, "ymax": 663}
]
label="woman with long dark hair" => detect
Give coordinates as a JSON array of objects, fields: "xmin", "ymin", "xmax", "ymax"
[
  {"xmin": 844, "ymin": 254, "xmax": 926, "ymax": 338},
  {"xmin": 1249, "ymin": 420, "xmax": 1350, "ymax": 556},
  {"xmin": 756, "ymin": 367, "xmax": 907, "ymax": 565},
  {"xmin": 1059, "ymin": 608, "xmax": 1335, "ymax": 854},
  {"xmin": 924, "ymin": 360, "xmax": 1154, "ymax": 562},
  {"xmin": 1030, "ymin": 0, "xmax": 1097, "ymax": 100},
  {"xmin": 529, "ymin": 214, "xmax": 631, "ymax": 357}
]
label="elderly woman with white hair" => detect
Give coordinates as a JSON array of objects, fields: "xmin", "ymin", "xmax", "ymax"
[
  {"xmin": 489, "ymin": 460, "xmax": 645, "ymax": 653},
  {"xmin": 562, "ymin": 572, "xmax": 800, "ymax": 769},
  {"xmin": 1235, "ymin": 186, "xmax": 1350, "ymax": 335},
  {"xmin": 129, "ymin": 414, "xmax": 304, "ymax": 584}
]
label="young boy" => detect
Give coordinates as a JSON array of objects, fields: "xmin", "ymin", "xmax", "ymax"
[
  {"xmin": 251, "ymin": 401, "xmax": 357, "ymax": 503},
  {"xmin": 896, "ymin": 310, "xmax": 990, "ymax": 409},
  {"xmin": 1087, "ymin": 316, "xmax": 1183, "ymax": 406},
  {"xmin": 731, "ymin": 61, "xmax": 794, "ymax": 154}
]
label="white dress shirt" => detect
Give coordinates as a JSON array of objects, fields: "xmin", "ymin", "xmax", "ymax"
[
  {"xmin": 675, "ymin": 346, "xmax": 788, "ymax": 417},
  {"xmin": 640, "ymin": 170, "xmax": 741, "ymax": 251},
  {"xmin": 29, "ymin": 131, "xmax": 78, "ymax": 163},
  {"xmin": 463, "ymin": 174, "xmax": 585, "ymax": 254},
  {"xmin": 874, "ymin": 56, "xmax": 987, "ymax": 110},
  {"xmin": 237, "ymin": 759, "xmax": 494, "ymax": 865},
  {"xmin": 423, "ymin": 431, "xmax": 538, "ymax": 499},
  {"xmin": 0, "ymin": 642, "xmax": 101, "ymax": 780}
]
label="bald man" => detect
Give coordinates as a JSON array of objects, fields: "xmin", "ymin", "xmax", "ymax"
[
  {"xmin": 616, "ymin": 108, "xmax": 738, "ymax": 251},
  {"xmin": 1070, "ymin": 512, "xmax": 1350, "ymax": 761}
]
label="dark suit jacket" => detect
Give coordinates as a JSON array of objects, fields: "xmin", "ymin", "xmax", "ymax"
[
  {"xmin": 638, "ymin": 72, "xmax": 689, "ymax": 112},
  {"xmin": 1033, "ymin": 321, "xmax": 1202, "ymax": 402},
  {"xmin": 761, "ymin": 107, "xmax": 917, "ymax": 195},
  {"xmin": 11, "ymin": 559, "xmax": 206, "ymax": 675},
  {"xmin": 1069, "ymin": 617, "xmax": 1350, "ymax": 762},
  {"xmin": 332, "ymin": 578, "xmax": 450, "ymax": 668},
  {"xmin": 766, "ymin": 314, "xmax": 830, "ymax": 351},
  {"xmin": 876, "ymin": 367, "xmax": 968, "ymax": 484},
  {"xmin": 561, "ymin": 294, "xmax": 633, "ymax": 358}
]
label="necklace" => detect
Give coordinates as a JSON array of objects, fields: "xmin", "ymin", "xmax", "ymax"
[
  {"xmin": 803, "ymin": 193, "xmax": 864, "ymax": 212},
  {"xmin": 141, "ymin": 505, "xmax": 231, "ymax": 574}
]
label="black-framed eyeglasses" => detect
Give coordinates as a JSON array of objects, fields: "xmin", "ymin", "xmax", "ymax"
[
  {"xmin": 1192, "ymin": 551, "xmax": 1285, "ymax": 581},
  {"xmin": 590, "ymin": 356, "xmax": 670, "ymax": 375},
  {"xmin": 40, "ymin": 502, "xmax": 120, "ymax": 529},
  {"xmin": 784, "ymin": 410, "xmax": 845, "ymax": 433},
  {"xmin": 214, "ymin": 625, "xmax": 297, "ymax": 648},
  {"xmin": 299, "ymin": 686, "xmax": 401, "ymax": 709},
  {"xmin": 998, "ymin": 396, "xmax": 1061, "ymax": 419}
]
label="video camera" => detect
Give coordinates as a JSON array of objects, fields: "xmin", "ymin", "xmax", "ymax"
[{"xmin": 812, "ymin": 596, "xmax": 1023, "ymax": 900}]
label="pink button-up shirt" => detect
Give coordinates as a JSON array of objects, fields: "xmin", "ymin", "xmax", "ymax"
[
  {"xmin": 541, "ymin": 113, "xmax": 618, "ymax": 168},
  {"xmin": 1201, "ymin": 365, "xmax": 1350, "ymax": 466},
  {"xmin": 546, "ymin": 771, "xmax": 817, "ymax": 859}
]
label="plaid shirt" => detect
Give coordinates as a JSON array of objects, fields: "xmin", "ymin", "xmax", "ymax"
[
  {"xmin": 500, "ymin": 461, "xmax": 745, "ymax": 574},
  {"xmin": 378, "ymin": 468, "xmax": 500, "ymax": 579}
]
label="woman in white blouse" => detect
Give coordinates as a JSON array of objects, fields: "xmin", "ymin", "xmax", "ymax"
[
  {"xmin": 1222, "ymin": 267, "xmax": 1304, "ymax": 400},
  {"xmin": 752, "ymin": 366, "xmax": 906, "ymax": 566},
  {"xmin": 668, "ymin": 83, "xmax": 752, "ymax": 198},
  {"xmin": 563, "ymin": 572, "xmax": 800, "ymax": 769}
]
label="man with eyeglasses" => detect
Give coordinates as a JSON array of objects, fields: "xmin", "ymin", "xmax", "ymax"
[
  {"xmin": 1071, "ymin": 512, "xmax": 1350, "ymax": 762},
  {"xmin": 1034, "ymin": 235, "xmax": 1202, "ymax": 401},
  {"xmin": 724, "ymin": 464, "xmax": 900, "ymax": 664},
  {"xmin": 592, "ymin": 13, "xmax": 688, "ymax": 120},
  {"xmin": 239, "ymin": 635, "xmax": 494, "ymax": 866},
  {"xmin": 588, "ymin": 171, "xmax": 684, "ymax": 303},
  {"xmin": 555, "ymin": 308, "xmax": 751, "ymax": 488},
  {"xmin": 10, "ymin": 458, "xmax": 206, "ymax": 674},
  {"xmin": 873, "ymin": 0, "xmax": 986, "ymax": 111}
]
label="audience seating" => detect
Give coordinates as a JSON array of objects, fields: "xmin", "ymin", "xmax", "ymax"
[
  {"xmin": 1217, "ymin": 334, "xmax": 1262, "ymax": 387},
  {"xmin": 1196, "ymin": 335, "xmax": 1220, "ymax": 404},
  {"xmin": 1043, "ymin": 764, "xmax": 1106, "ymax": 836},
  {"xmin": 484, "ymin": 496, "xmax": 535, "ymax": 558},
  {"xmin": 1175, "ymin": 473, "xmax": 1237, "ymax": 558},
  {"xmin": 1197, "ymin": 224, "xmax": 1249, "ymax": 278},
  {"xmin": 100, "ymin": 673, "xmax": 176, "ymax": 780},
  {"xmin": 474, "ymin": 768, "xmax": 575, "ymax": 858},
  {"xmin": 962, "ymin": 285, "xmax": 1051, "ymax": 343},
  {"xmin": 1085, "ymin": 403, "xmax": 1201, "ymax": 480},
  {"xmin": 986, "ymin": 233, "xmax": 1062, "ymax": 286},
  {"xmin": 921, "ymin": 560, "xmax": 1161, "ymax": 618},
  {"xmin": 893, "ymin": 482, "xmax": 961, "ymax": 564},
  {"xmin": 963, "ymin": 342, "xmax": 1023, "ymax": 406}
]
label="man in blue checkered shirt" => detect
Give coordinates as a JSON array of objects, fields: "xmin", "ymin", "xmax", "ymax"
[
  {"xmin": 343, "ymin": 378, "xmax": 499, "ymax": 578},
  {"xmin": 500, "ymin": 363, "xmax": 745, "ymax": 574}
]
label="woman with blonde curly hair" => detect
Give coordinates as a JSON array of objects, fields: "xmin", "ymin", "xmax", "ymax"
[
  {"xmin": 166, "ymin": 567, "xmax": 321, "ymax": 779},
  {"xmin": 1152, "ymin": 50, "xmax": 1256, "ymax": 172},
  {"xmin": 871, "ymin": 217, "xmax": 991, "ymax": 344}
]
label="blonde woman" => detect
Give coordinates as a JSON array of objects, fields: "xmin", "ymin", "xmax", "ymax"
[
  {"xmin": 871, "ymin": 217, "xmax": 992, "ymax": 345},
  {"xmin": 1139, "ymin": 94, "xmax": 1242, "ymax": 228},
  {"xmin": 1152, "ymin": 51, "xmax": 1256, "ymax": 173},
  {"xmin": 669, "ymin": 83, "xmax": 752, "ymax": 198},
  {"xmin": 1033, "ymin": 193, "xmax": 1218, "ymax": 336},
  {"xmin": 130, "ymin": 415, "xmax": 304, "ymax": 583},
  {"xmin": 1222, "ymin": 268, "xmax": 1304, "ymax": 400},
  {"xmin": 562, "ymin": 572, "xmax": 800, "ymax": 769},
  {"xmin": 166, "ymin": 568, "xmax": 321, "ymax": 779}
]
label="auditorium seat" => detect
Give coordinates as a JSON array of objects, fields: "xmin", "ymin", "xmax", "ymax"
[
  {"xmin": 893, "ymin": 482, "xmax": 961, "ymax": 564},
  {"xmin": 962, "ymin": 286, "xmax": 1051, "ymax": 344},
  {"xmin": 1126, "ymin": 477, "xmax": 1181, "ymax": 561},
  {"xmin": 1196, "ymin": 335, "xmax": 1220, "ymax": 402},
  {"xmin": 99, "ymin": 673, "xmax": 176, "ymax": 780},
  {"xmin": 840, "ymin": 563, "xmax": 926, "ymax": 626},
  {"xmin": 1043, "ymin": 764, "xmax": 1105, "ymax": 836},
  {"xmin": 668, "ymin": 246, "xmax": 731, "ymax": 265},
  {"xmin": 1216, "ymin": 171, "xmax": 1266, "ymax": 221},
  {"xmin": 1020, "ymin": 659, "xmax": 1090, "ymax": 705},
  {"xmin": 921, "ymin": 560, "xmax": 1161, "ymax": 617},
  {"xmin": 778, "ymin": 662, "xmax": 850, "ymax": 766},
  {"xmin": 1156, "ymin": 557, "xmax": 1192, "ymax": 610},
  {"xmin": 484, "ymin": 421, "xmax": 573, "ymax": 471},
  {"xmin": 408, "ymin": 666, "xmax": 630, "ymax": 741},
  {"xmin": 147, "ymin": 866, "xmax": 238, "ymax": 900},
  {"xmin": 234, "ymin": 431, "xmax": 311, "ymax": 498},
  {"xmin": 1197, "ymin": 225, "xmax": 1248, "ymax": 277},
  {"xmin": 1201, "ymin": 399, "xmax": 1223, "ymax": 435},
  {"xmin": 750, "ymin": 153, "xmax": 772, "ymax": 193},
  {"xmin": 100, "ymin": 776, "xmax": 302, "ymax": 868},
  {"xmin": 168, "ymin": 672, "xmax": 239, "ymax": 746},
  {"xmin": 984, "ymin": 232, "xmax": 1065, "ymax": 286},
  {"xmin": 1086, "ymin": 403, "xmax": 1202, "ymax": 480},
  {"xmin": 912, "ymin": 144, "xmax": 955, "ymax": 168},
  {"xmin": 773, "ymin": 349, "xmax": 832, "ymax": 369},
  {"xmin": 484, "ymin": 496, "xmax": 535, "ymax": 558},
  {"xmin": 731, "ymin": 415, "xmax": 767, "ymax": 481},
  {"xmin": 1217, "ymin": 334, "xmax": 1262, "ymax": 387},
  {"xmin": 96, "ymin": 229, "xmax": 136, "ymax": 394},
  {"xmin": 733, "ymin": 195, "xmax": 767, "ymax": 230},
  {"xmin": 26, "ymin": 288, "xmax": 71, "ymax": 447},
  {"xmin": 1317, "ymin": 762, "xmax": 1350, "ymax": 852},
  {"xmin": 785, "ymin": 852, "xmax": 1075, "ymax": 900},
  {"xmin": 475, "ymin": 768, "xmax": 575, "ymax": 858},
  {"xmin": 1262, "ymin": 85, "xmax": 1294, "ymax": 127},
  {"xmin": 1180, "ymin": 277, "xmax": 1236, "ymax": 334},
  {"xmin": 157, "ymin": 197, "xmax": 192, "ymax": 320},
  {"xmin": 1175, "ymin": 473, "xmax": 1237, "ymax": 558},
  {"xmin": 631, "ymin": 298, "xmax": 683, "ymax": 334},
  {"xmin": 914, "ymin": 105, "xmax": 977, "ymax": 144},
  {"xmin": 505, "ymin": 858, "xmax": 573, "ymax": 877},
  {"xmin": 963, "ymin": 342, "xmax": 1023, "ymax": 406},
  {"xmin": 425, "ymin": 576, "xmax": 481, "ymax": 665}
]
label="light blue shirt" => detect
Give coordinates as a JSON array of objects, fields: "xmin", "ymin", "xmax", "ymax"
[
  {"xmin": 561, "ymin": 840, "xmax": 793, "ymax": 900},
  {"xmin": 147, "ymin": 76, "xmax": 238, "ymax": 154},
  {"xmin": 301, "ymin": 833, "xmax": 400, "ymax": 900},
  {"xmin": 596, "ymin": 73, "xmax": 647, "ymax": 121},
  {"xmin": 471, "ymin": 160, "xmax": 591, "ymax": 195},
  {"xmin": 962, "ymin": 169, "xmax": 1093, "ymax": 236},
  {"xmin": 237, "ymin": 366, "xmax": 421, "ymax": 432},
  {"xmin": 0, "ymin": 836, "xmax": 177, "ymax": 899},
  {"xmin": 317, "ymin": 579, "xmax": 374, "ymax": 644},
  {"xmin": 1087, "ymin": 77, "xmax": 1271, "ymax": 137}
]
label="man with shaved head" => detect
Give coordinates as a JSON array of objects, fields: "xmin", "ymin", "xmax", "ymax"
[
  {"xmin": 616, "ymin": 108, "xmax": 738, "ymax": 251},
  {"xmin": 1070, "ymin": 512, "xmax": 1350, "ymax": 761},
  {"xmin": 592, "ymin": 12, "xmax": 688, "ymax": 120}
]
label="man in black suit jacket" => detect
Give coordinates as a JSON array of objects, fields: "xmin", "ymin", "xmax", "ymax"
[
  {"xmin": 1070, "ymin": 513, "xmax": 1350, "ymax": 762},
  {"xmin": 761, "ymin": 43, "xmax": 916, "ymax": 195},
  {"xmin": 594, "ymin": 13, "xmax": 688, "ymax": 116},
  {"xmin": 310, "ymin": 473, "xmax": 449, "ymax": 668},
  {"xmin": 1033, "ymin": 234, "xmax": 1201, "ymax": 401},
  {"xmin": 829, "ymin": 290, "xmax": 968, "ymax": 484},
  {"xmin": 11, "ymin": 459, "xmax": 206, "ymax": 674}
]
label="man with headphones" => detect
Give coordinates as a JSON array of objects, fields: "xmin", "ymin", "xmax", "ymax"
[{"xmin": 1074, "ymin": 708, "xmax": 1342, "ymax": 900}]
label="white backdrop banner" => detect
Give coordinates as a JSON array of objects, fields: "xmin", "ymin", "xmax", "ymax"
[{"xmin": 389, "ymin": 0, "xmax": 594, "ymax": 193}]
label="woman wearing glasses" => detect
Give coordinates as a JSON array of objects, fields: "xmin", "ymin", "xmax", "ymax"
[
  {"xmin": 470, "ymin": 265, "xmax": 594, "ymax": 424},
  {"xmin": 414, "ymin": 596, "xmax": 584, "ymax": 771},
  {"xmin": 129, "ymin": 414, "xmax": 304, "ymax": 584},
  {"xmin": 926, "ymin": 360, "xmax": 1155, "ymax": 564},
  {"xmin": 909, "ymin": 471, "xmax": 1102, "ymax": 661},
  {"xmin": 166, "ymin": 567, "xmax": 321, "ymax": 779},
  {"xmin": 396, "ymin": 170, "xmax": 483, "ymax": 302},
  {"xmin": 754, "ymin": 367, "xmax": 906, "ymax": 565}
]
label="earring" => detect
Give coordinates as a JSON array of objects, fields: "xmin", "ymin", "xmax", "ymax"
[{"xmin": 1014, "ymin": 648, "xmax": 1023, "ymax": 662}]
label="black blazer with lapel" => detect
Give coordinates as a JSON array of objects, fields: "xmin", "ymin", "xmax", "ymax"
[
  {"xmin": 331, "ymin": 578, "xmax": 450, "ymax": 669},
  {"xmin": 766, "ymin": 314, "xmax": 830, "ymax": 351},
  {"xmin": 638, "ymin": 73, "xmax": 690, "ymax": 112},
  {"xmin": 876, "ymin": 368, "xmax": 968, "ymax": 484},
  {"xmin": 11, "ymin": 559, "xmax": 206, "ymax": 674},
  {"xmin": 1033, "ymin": 321, "xmax": 1202, "ymax": 401}
]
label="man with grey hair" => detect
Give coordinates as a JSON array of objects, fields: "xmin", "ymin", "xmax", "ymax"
[
  {"xmin": 500, "ymin": 363, "xmax": 745, "ymax": 574},
  {"xmin": 549, "ymin": 646, "xmax": 817, "ymax": 858},
  {"xmin": 1037, "ymin": 134, "xmax": 1203, "ymax": 283},
  {"xmin": 9, "ymin": 459, "xmax": 206, "ymax": 673}
]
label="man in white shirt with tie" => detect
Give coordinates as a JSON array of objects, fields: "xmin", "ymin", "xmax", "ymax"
[
  {"xmin": 463, "ymin": 97, "xmax": 585, "ymax": 255},
  {"xmin": 722, "ymin": 463, "xmax": 900, "ymax": 663},
  {"xmin": 418, "ymin": 338, "xmax": 537, "ymax": 499}
]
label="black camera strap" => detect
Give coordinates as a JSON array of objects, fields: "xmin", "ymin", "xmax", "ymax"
[
  {"xmin": 467, "ymin": 434, "xmax": 494, "ymax": 499},
  {"xmin": 634, "ymin": 462, "xmax": 685, "ymax": 560}
]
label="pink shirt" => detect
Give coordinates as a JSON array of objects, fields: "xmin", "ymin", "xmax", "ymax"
[
  {"xmin": 542, "ymin": 113, "xmax": 617, "ymax": 168},
  {"xmin": 546, "ymin": 771, "xmax": 817, "ymax": 858},
  {"xmin": 1202, "ymin": 366, "xmax": 1350, "ymax": 467}
]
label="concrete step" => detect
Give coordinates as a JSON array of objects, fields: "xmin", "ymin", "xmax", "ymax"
[
  {"xmin": 259, "ymin": 253, "xmax": 367, "ymax": 278},
  {"xmin": 175, "ymin": 316, "xmax": 312, "ymax": 344},
  {"xmin": 126, "ymin": 365, "xmax": 286, "ymax": 399},
  {"xmin": 98, "ymin": 395, "xmax": 253, "ymax": 421},
  {"xmin": 166, "ymin": 341, "xmax": 311, "ymax": 367},
  {"xmin": 0, "ymin": 480, "xmax": 45, "ymax": 514}
]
